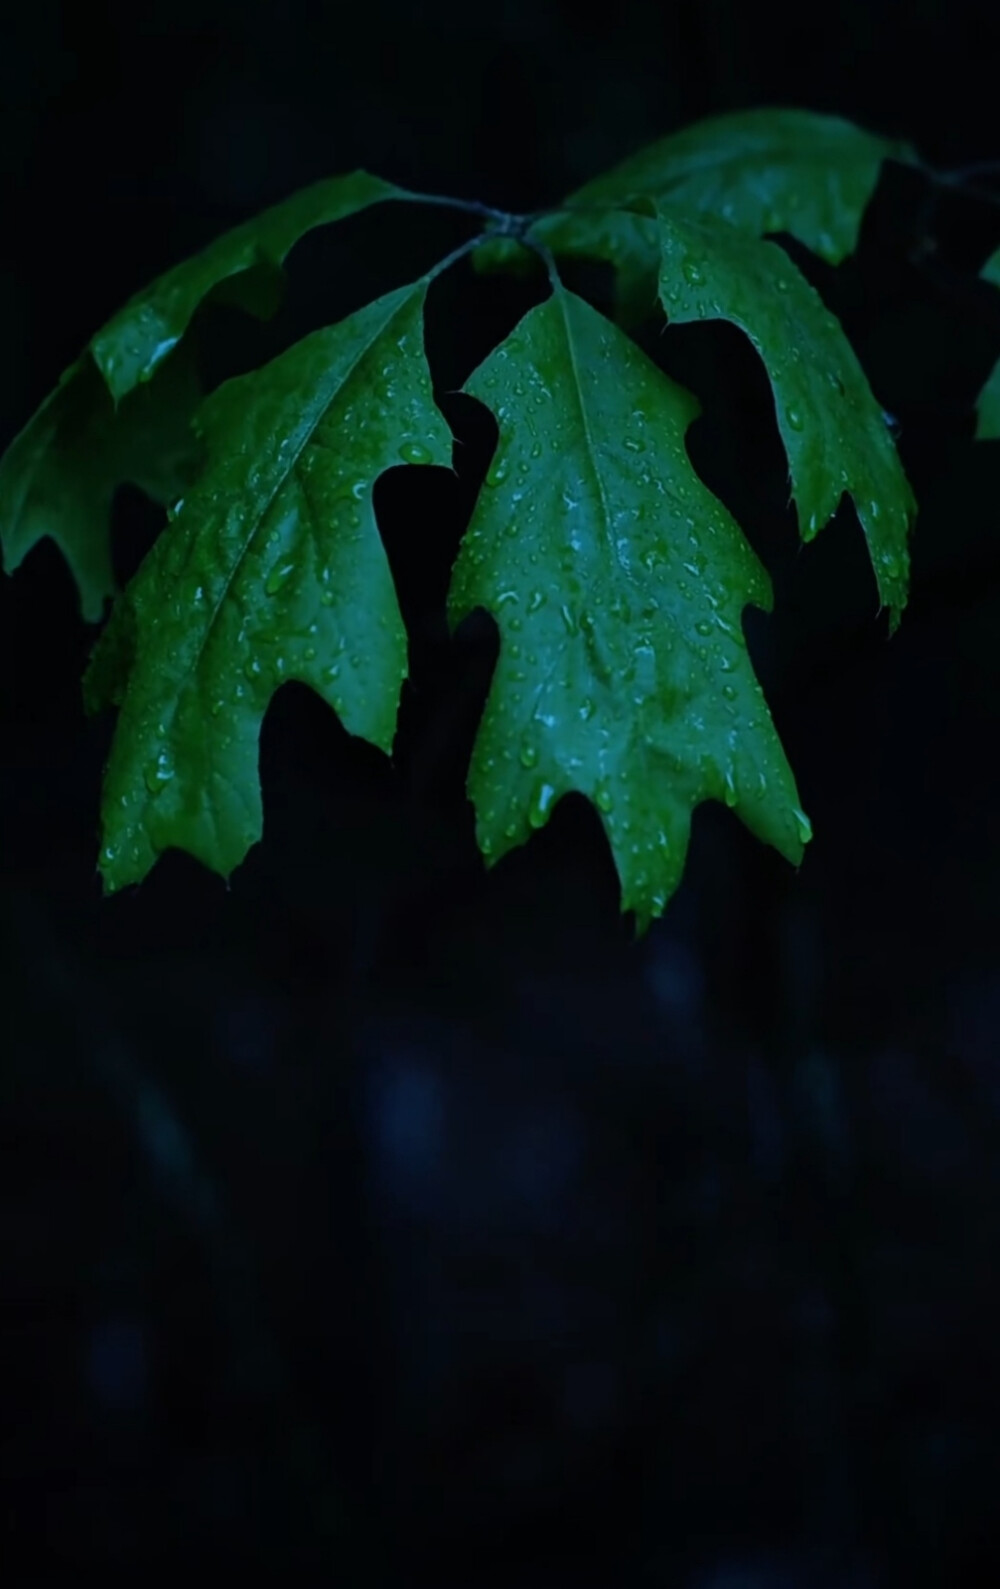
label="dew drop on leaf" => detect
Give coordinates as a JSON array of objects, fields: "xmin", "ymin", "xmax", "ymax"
[
  {"xmin": 528, "ymin": 780, "xmax": 556, "ymax": 828},
  {"xmin": 594, "ymin": 782, "xmax": 614, "ymax": 814},
  {"xmin": 398, "ymin": 441, "xmax": 432, "ymax": 465},
  {"xmin": 265, "ymin": 561, "xmax": 296, "ymax": 596},
  {"xmin": 143, "ymin": 750, "xmax": 175, "ymax": 795},
  {"xmin": 519, "ymin": 741, "xmax": 538, "ymax": 769}
]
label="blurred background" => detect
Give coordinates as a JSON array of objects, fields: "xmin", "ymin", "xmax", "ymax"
[{"xmin": 3, "ymin": 1, "xmax": 1000, "ymax": 1583}]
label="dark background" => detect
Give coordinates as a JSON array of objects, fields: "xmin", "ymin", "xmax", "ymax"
[{"xmin": 3, "ymin": 2, "xmax": 1000, "ymax": 1583}]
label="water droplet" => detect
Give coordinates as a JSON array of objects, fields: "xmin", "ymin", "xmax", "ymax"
[
  {"xmin": 528, "ymin": 780, "xmax": 556, "ymax": 828},
  {"xmin": 682, "ymin": 259, "xmax": 704, "ymax": 286},
  {"xmin": 594, "ymin": 782, "xmax": 614, "ymax": 814},
  {"xmin": 695, "ymin": 619, "xmax": 712, "ymax": 637},
  {"xmin": 722, "ymin": 683, "xmax": 737, "ymax": 701},
  {"xmin": 519, "ymin": 741, "xmax": 538, "ymax": 769},
  {"xmin": 527, "ymin": 588, "xmax": 546, "ymax": 613},
  {"xmin": 143, "ymin": 749, "xmax": 175, "ymax": 795},
  {"xmin": 398, "ymin": 441, "xmax": 432, "ymax": 465},
  {"xmin": 265, "ymin": 561, "xmax": 295, "ymax": 596},
  {"xmin": 775, "ymin": 276, "xmax": 790, "ymax": 293},
  {"xmin": 723, "ymin": 769, "xmax": 738, "ymax": 807},
  {"xmin": 793, "ymin": 807, "xmax": 813, "ymax": 845},
  {"xmin": 785, "ymin": 407, "xmax": 804, "ymax": 432},
  {"xmin": 244, "ymin": 656, "xmax": 263, "ymax": 682},
  {"xmin": 485, "ymin": 457, "xmax": 509, "ymax": 487},
  {"xmin": 622, "ymin": 435, "xmax": 645, "ymax": 453}
]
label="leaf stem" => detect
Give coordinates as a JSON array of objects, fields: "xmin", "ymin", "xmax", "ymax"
[
  {"xmin": 422, "ymin": 231, "xmax": 495, "ymax": 283},
  {"xmin": 399, "ymin": 187, "xmax": 545, "ymax": 238}
]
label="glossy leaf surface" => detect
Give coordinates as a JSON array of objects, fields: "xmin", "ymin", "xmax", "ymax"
[
  {"xmin": 448, "ymin": 285, "xmax": 809, "ymax": 933},
  {"xmin": 474, "ymin": 109, "xmax": 915, "ymax": 326},
  {"xmin": 85, "ymin": 280, "xmax": 451, "ymax": 891},
  {"xmin": 654, "ymin": 203, "xmax": 915, "ymax": 625}
]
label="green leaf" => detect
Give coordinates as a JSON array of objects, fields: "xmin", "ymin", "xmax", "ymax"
[
  {"xmin": 474, "ymin": 108, "xmax": 916, "ymax": 327},
  {"xmin": 91, "ymin": 170, "xmax": 405, "ymax": 403},
  {"xmin": 654, "ymin": 203, "xmax": 916, "ymax": 626},
  {"xmin": 975, "ymin": 362, "xmax": 1000, "ymax": 441},
  {"xmin": 448, "ymin": 285, "xmax": 810, "ymax": 934},
  {"xmin": 974, "ymin": 246, "xmax": 1000, "ymax": 440},
  {"xmin": 1, "ymin": 171, "xmax": 404, "ymax": 616},
  {"xmin": 85, "ymin": 279, "xmax": 452, "ymax": 893},
  {"xmin": 0, "ymin": 345, "xmax": 201, "ymax": 621}
]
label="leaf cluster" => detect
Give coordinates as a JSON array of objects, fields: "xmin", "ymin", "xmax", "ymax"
[{"xmin": 5, "ymin": 108, "xmax": 995, "ymax": 929}]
